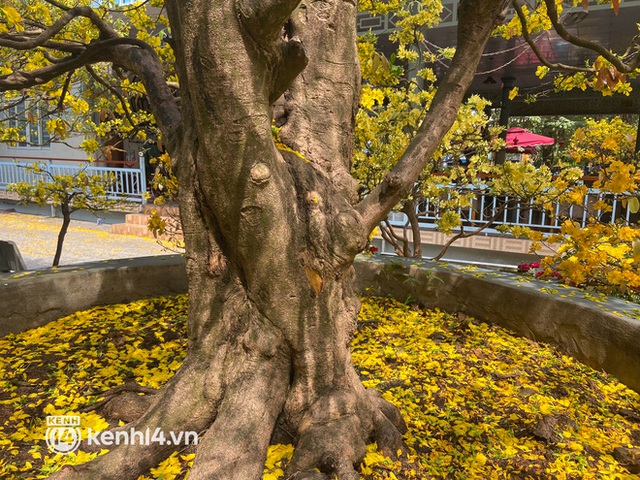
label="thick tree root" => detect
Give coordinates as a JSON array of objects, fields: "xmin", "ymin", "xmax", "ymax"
[
  {"xmin": 47, "ymin": 288, "xmax": 407, "ymax": 480},
  {"xmin": 47, "ymin": 359, "xmax": 407, "ymax": 480},
  {"xmin": 185, "ymin": 332, "xmax": 291, "ymax": 480},
  {"xmin": 80, "ymin": 381, "xmax": 157, "ymax": 423},
  {"xmin": 47, "ymin": 359, "xmax": 219, "ymax": 480},
  {"xmin": 285, "ymin": 388, "xmax": 407, "ymax": 480}
]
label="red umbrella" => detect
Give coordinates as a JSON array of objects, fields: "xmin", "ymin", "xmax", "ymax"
[{"xmin": 506, "ymin": 127, "xmax": 554, "ymax": 153}]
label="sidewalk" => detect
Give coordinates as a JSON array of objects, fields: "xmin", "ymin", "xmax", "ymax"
[{"xmin": 0, "ymin": 211, "xmax": 170, "ymax": 270}]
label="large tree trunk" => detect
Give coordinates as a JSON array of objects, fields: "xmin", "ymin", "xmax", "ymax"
[
  {"xmin": 162, "ymin": 2, "xmax": 405, "ymax": 477},
  {"xmin": 49, "ymin": 1, "xmax": 505, "ymax": 478}
]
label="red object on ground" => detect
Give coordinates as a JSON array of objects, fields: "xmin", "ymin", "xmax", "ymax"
[{"xmin": 506, "ymin": 127, "xmax": 555, "ymax": 153}]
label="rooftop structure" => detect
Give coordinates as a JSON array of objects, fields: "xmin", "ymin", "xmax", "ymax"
[{"xmin": 357, "ymin": 0, "xmax": 640, "ymax": 116}]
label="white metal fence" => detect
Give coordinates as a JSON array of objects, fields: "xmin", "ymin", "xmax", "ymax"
[
  {"xmin": 0, "ymin": 159, "xmax": 147, "ymax": 204},
  {"xmin": 388, "ymin": 186, "xmax": 638, "ymax": 233}
]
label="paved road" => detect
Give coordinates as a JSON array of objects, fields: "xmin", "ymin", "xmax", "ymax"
[{"xmin": 0, "ymin": 211, "xmax": 169, "ymax": 270}]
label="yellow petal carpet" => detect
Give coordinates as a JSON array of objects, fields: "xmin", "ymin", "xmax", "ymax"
[{"xmin": 0, "ymin": 295, "xmax": 638, "ymax": 479}]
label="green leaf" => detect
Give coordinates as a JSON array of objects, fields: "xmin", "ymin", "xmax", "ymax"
[{"xmin": 627, "ymin": 197, "xmax": 640, "ymax": 214}]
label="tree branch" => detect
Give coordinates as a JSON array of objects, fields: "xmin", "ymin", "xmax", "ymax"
[
  {"xmin": 0, "ymin": 93, "xmax": 27, "ymax": 115},
  {"xmin": 1, "ymin": 4, "xmax": 181, "ymax": 152},
  {"xmin": 542, "ymin": 0, "xmax": 640, "ymax": 73},
  {"xmin": 108, "ymin": 44, "xmax": 182, "ymax": 153},
  {"xmin": 56, "ymin": 71, "xmax": 73, "ymax": 112},
  {"xmin": 108, "ymin": 0, "xmax": 153, "ymax": 14},
  {"xmin": 383, "ymin": 218, "xmax": 409, "ymax": 244},
  {"xmin": 356, "ymin": 0, "xmax": 508, "ymax": 234},
  {"xmin": 0, "ymin": 6, "xmax": 118, "ymax": 50},
  {"xmin": 237, "ymin": 0, "xmax": 302, "ymax": 41},
  {"xmin": 402, "ymin": 199, "xmax": 422, "ymax": 258},
  {"xmin": 512, "ymin": 0, "xmax": 594, "ymax": 73},
  {"xmin": 0, "ymin": 37, "xmax": 154, "ymax": 91},
  {"xmin": 85, "ymin": 65, "xmax": 140, "ymax": 138},
  {"xmin": 43, "ymin": 0, "xmax": 71, "ymax": 12},
  {"xmin": 430, "ymin": 198, "xmax": 517, "ymax": 261},
  {"xmin": 379, "ymin": 220, "xmax": 408, "ymax": 257},
  {"xmin": 269, "ymin": 36, "xmax": 308, "ymax": 104}
]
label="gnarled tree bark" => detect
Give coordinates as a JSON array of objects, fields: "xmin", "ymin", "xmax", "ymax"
[{"xmin": 39, "ymin": 0, "xmax": 506, "ymax": 478}]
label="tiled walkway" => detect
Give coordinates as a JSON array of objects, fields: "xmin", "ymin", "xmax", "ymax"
[{"xmin": 0, "ymin": 212, "xmax": 169, "ymax": 270}]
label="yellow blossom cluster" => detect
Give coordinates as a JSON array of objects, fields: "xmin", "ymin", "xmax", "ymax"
[{"xmin": 540, "ymin": 220, "xmax": 640, "ymax": 298}]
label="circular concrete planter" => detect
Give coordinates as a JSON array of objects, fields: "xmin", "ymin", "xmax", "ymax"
[
  {"xmin": 0, "ymin": 255, "xmax": 187, "ymax": 336},
  {"xmin": 2, "ymin": 254, "xmax": 639, "ymax": 394}
]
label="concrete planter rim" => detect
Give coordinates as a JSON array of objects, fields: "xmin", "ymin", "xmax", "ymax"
[{"xmin": 1, "ymin": 254, "xmax": 639, "ymax": 393}]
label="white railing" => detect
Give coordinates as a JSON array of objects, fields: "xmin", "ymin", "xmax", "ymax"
[
  {"xmin": 0, "ymin": 159, "xmax": 147, "ymax": 204},
  {"xmin": 388, "ymin": 185, "xmax": 638, "ymax": 233}
]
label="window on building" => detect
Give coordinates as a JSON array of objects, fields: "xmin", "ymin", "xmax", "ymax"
[{"xmin": 6, "ymin": 101, "xmax": 51, "ymax": 149}]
